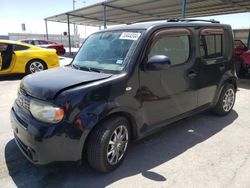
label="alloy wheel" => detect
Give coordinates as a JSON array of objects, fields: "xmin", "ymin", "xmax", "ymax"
[
  {"xmin": 222, "ymin": 88, "xmax": 235, "ymax": 112},
  {"xmin": 106, "ymin": 125, "xmax": 129, "ymax": 165},
  {"xmin": 29, "ymin": 61, "xmax": 44, "ymax": 73}
]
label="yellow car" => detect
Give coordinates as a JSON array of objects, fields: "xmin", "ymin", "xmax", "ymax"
[{"xmin": 0, "ymin": 40, "xmax": 59, "ymax": 75}]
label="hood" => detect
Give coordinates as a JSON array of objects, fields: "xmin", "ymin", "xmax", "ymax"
[{"xmin": 20, "ymin": 67, "xmax": 112, "ymax": 100}]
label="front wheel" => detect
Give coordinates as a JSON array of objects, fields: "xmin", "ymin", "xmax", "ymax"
[
  {"xmin": 86, "ymin": 116, "xmax": 130, "ymax": 172},
  {"xmin": 25, "ymin": 60, "xmax": 47, "ymax": 74},
  {"xmin": 211, "ymin": 84, "xmax": 236, "ymax": 116}
]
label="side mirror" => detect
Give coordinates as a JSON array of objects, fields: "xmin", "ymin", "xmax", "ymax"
[{"xmin": 147, "ymin": 55, "xmax": 171, "ymax": 70}]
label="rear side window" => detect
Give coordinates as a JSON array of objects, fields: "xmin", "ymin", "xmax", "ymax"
[
  {"xmin": 149, "ymin": 29, "xmax": 190, "ymax": 66},
  {"xmin": 200, "ymin": 28, "xmax": 223, "ymax": 59},
  {"xmin": 38, "ymin": 41, "xmax": 48, "ymax": 45},
  {"xmin": 14, "ymin": 45, "xmax": 29, "ymax": 51},
  {"xmin": 23, "ymin": 40, "xmax": 33, "ymax": 45}
]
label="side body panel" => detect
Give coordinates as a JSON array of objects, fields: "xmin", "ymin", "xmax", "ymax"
[{"xmin": 137, "ymin": 27, "xmax": 199, "ymax": 132}]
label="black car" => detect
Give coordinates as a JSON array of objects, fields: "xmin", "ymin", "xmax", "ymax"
[{"xmin": 11, "ymin": 19, "xmax": 237, "ymax": 172}]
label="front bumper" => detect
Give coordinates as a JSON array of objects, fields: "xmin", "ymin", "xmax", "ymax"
[{"xmin": 10, "ymin": 105, "xmax": 87, "ymax": 165}]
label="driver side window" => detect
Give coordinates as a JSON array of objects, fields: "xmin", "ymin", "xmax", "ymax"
[{"xmin": 149, "ymin": 33, "xmax": 190, "ymax": 66}]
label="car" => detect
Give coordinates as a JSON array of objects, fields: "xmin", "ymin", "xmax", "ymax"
[
  {"xmin": 21, "ymin": 39, "xmax": 66, "ymax": 56},
  {"xmin": 11, "ymin": 19, "xmax": 237, "ymax": 172},
  {"xmin": 0, "ymin": 40, "xmax": 59, "ymax": 75},
  {"xmin": 233, "ymin": 39, "xmax": 250, "ymax": 76}
]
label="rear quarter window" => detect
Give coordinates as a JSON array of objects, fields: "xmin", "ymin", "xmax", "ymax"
[
  {"xmin": 14, "ymin": 45, "xmax": 29, "ymax": 51},
  {"xmin": 199, "ymin": 28, "xmax": 225, "ymax": 59}
]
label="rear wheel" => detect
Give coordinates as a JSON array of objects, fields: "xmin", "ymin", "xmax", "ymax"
[
  {"xmin": 86, "ymin": 116, "xmax": 130, "ymax": 172},
  {"xmin": 25, "ymin": 60, "xmax": 47, "ymax": 74},
  {"xmin": 211, "ymin": 84, "xmax": 236, "ymax": 116}
]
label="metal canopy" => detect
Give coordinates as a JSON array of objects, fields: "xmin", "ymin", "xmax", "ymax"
[
  {"xmin": 45, "ymin": 0, "xmax": 250, "ymax": 54},
  {"xmin": 45, "ymin": 0, "xmax": 250, "ymax": 27}
]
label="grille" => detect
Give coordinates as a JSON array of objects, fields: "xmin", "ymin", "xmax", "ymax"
[{"xmin": 17, "ymin": 90, "xmax": 30, "ymax": 111}]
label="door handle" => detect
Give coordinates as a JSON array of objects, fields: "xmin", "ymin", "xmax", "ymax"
[{"xmin": 188, "ymin": 70, "xmax": 197, "ymax": 79}]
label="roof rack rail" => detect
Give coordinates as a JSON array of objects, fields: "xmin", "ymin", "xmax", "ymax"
[
  {"xmin": 167, "ymin": 18, "xmax": 220, "ymax": 23},
  {"xmin": 166, "ymin": 18, "xmax": 180, "ymax": 22},
  {"xmin": 181, "ymin": 19, "xmax": 220, "ymax": 23},
  {"xmin": 127, "ymin": 18, "xmax": 165, "ymax": 25}
]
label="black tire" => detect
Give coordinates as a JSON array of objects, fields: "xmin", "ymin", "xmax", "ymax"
[
  {"xmin": 25, "ymin": 59, "xmax": 47, "ymax": 74},
  {"xmin": 86, "ymin": 116, "xmax": 130, "ymax": 172},
  {"xmin": 211, "ymin": 83, "xmax": 236, "ymax": 116}
]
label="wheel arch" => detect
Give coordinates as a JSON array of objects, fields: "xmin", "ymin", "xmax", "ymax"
[
  {"xmin": 82, "ymin": 111, "xmax": 138, "ymax": 160},
  {"xmin": 213, "ymin": 76, "xmax": 237, "ymax": 107},
  {"xmin": 226, "ymin": 77, "xmax": 237, "ymax": 90},
  {"xmin": 25, "ymin": 58, "xmax": 48, "ymax": 71}
]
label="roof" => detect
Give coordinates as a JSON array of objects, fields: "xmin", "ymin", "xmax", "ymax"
[
  {"xmin": 0, "ymin": 39, "xmax": 26, "ymax": 45},
  {"xmin": 0, "ymin": 40, "xmax": 39, "ymax": 48},
  {"xmin": 45, "ymin": 0, "xmax": 250, "ymax": 27}
]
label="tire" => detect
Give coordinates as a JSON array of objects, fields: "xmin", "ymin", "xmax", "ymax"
[
  {"xmin": 211, "ymin": 83, "xmax": 236, "ymax": 116},
  {"xmin": 86, "ymin": 116, "xmax": 130, "ymax": 172},
  {"xmin": 25, "ymin": 59, "xmax": 47, "ymax": 74}
]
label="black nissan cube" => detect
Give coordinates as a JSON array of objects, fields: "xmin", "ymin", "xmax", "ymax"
[{"xmin": 11, "ymin": 19, "xmax": 237, "ymax": 172}]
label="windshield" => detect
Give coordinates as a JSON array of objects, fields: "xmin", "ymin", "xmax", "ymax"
[{"xmin": 72, "ymin": 30, "xmax": 143, "ymax": 73}]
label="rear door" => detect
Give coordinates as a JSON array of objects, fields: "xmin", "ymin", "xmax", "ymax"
[
  {"xmin": 197, "ymin": 27, "xmax": 230, "ymax": 106},
  {"xmin": 138, "ymin": 28, "xmax": 198, "ymax": 127}
]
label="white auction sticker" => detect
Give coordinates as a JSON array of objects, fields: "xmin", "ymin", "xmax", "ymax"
[
  {"xmin": 116, "ymin": 59, "xmax": 123, "ymax": 65},
  {"xmin": 119, "ymin": 32, "xmax": 141, "ymax": 40}
]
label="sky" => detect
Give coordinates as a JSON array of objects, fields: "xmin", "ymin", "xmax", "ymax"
[{"xmin": 0, "ymin": 0, "xmax": 249, "ymax": 38}]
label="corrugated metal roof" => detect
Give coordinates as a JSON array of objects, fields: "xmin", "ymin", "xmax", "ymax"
[{"xmin": 45, "ymin": 0, "xmax": 250, "ymax": 27}]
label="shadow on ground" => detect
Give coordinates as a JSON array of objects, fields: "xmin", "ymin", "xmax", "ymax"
[
  {"xmin": 5, "ymin": 110, "xmax": 238, "ymax": 188},
  {"xmin": 238, "ymin": 77, "xmax": 250, "ymax": 90},
  {"xmin": 0, "ymin": 74, "xmax": 25, "ymax": 81}
]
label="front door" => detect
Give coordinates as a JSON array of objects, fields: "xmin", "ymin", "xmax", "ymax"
[
  {"xmin": 138, "ymin": 28, "xmax": 198, "ymax": 127},
  {"xmin": 0, "ymin": 43, "xmax": 15, "ymax": 74}
]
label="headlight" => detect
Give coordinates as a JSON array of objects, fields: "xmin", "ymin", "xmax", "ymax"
[{"xmin": 30, "ymin": 100, "xmax": 64, "ymax": 124}]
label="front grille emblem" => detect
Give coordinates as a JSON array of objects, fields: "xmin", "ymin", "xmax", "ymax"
[{"xmin": 17, "ymin": 91, "xmax": 30, "ymax": 111}]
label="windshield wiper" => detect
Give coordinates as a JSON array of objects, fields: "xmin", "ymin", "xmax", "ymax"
[
  {"xmin": 88, "ymin": 67, "xmax": 102, "ymax": 73},
  {"xmin": 72, "ymin": 64, "xmax": 81, "ymax": 70},
  {"xmin": 72, "ymin": 64, "xmax": 101, "ymax": 73}
]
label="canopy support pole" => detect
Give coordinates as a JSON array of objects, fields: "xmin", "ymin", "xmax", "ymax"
[
  {"xmin": 67, "ymin": 14, "xmax": 72, "ymax": 55},
  {"xmin": 182, "ymin": 0, "xmax": 187, "ymax": 18},
  {"xmin": 103, "ymin": 4, "xmax": 107, "ymax": 29},
  {"xmin": 247, "ymin": 29, "xmax": 250, "ymax": 48},
  {"xmin": 44, "ymin": 19, "xmax": 49, "ymax": 40}
]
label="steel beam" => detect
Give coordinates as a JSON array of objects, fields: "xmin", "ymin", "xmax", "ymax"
[
  {"xmin": 248, "ymin": 29, "xmax": 250, "ymax": 49},
  {"xmin": 44, "ymin": 19, "xmax": 49, "ymax": 40},
  {"xmin": 67, "ymin": 13, "xmax": 122, "ymax": 24},
  {"xmin": 104, "ymin": 4, "xmax": 161, "ymax": 19},
  {"xmin": 67, "ymin": 14, "xmax": 72, "ymax": 55},
  {"xmin": 182, "ymin": 0, "xmax": 187, "ymax": 18},
  {"xmin": 103, "ymin": 4, "xmax": 107, "ymax": 29}
]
